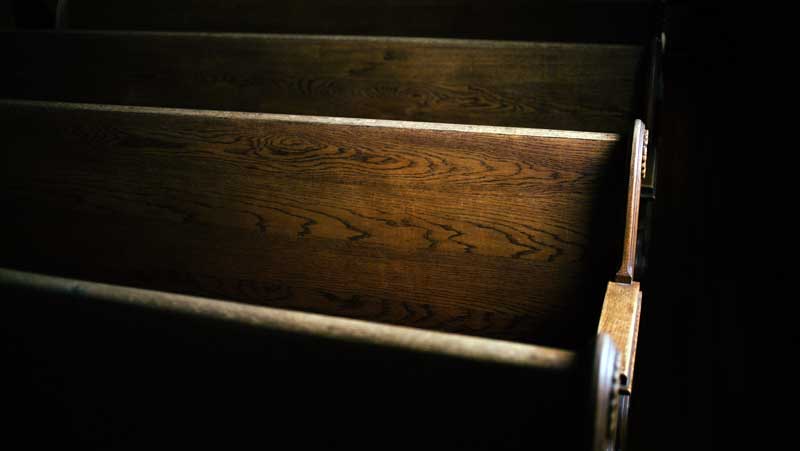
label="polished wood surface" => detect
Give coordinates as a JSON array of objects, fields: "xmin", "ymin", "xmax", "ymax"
[
  {"xmin": 615, "ymin": 119, "xmax": 646, "ymax": 283},
  {"xmin": 0, "ymin": 100, "xmax": 626, "ymax": 347},
  {"xmin": 597, "ymin": 281, "xmax": 642, "ymax": 391},
  {"xmin": 59, "ymin": 0, "xmax": 653, "ymax": 44},
  {"xmin": 1, "ymin": 31, "xmax": 642, "ymax": 132}
]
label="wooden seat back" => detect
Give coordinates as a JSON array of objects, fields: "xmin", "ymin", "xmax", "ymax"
[
  {"xmin": 0, "ymin": 100, "xmax": 626, "ymax": 348},
  {"xmin": 1, "ymin": 31, "xmax": 642, "ymax": 132}
]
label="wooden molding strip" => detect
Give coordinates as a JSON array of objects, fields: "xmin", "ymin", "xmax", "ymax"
[
  {"xmin": 615, "ymin": 119, "xmax": 647, "ymax": 283},
  {"xmin": 0, "ymin": 267, "xmax": 576, "ymax": 371},
  {"xmin": 0, "ymin": 99, "xmax": 620, "ymax": 142},
  {"xmin": 9, "ymin": 29, "xmax": 642, "ymax": 51},
  {"xmin": 597, "ymin": 281, "xmax": 642, "ymax": 391}
]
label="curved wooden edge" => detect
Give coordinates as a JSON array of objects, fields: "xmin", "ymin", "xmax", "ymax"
[
  {"xmin": 615, "ymin": 119, "xmax": 647, "ymax": 283},
  {"xmin": 0, "ymin": 267, "xmax": 576, "ymax": 371},
  {"xmin": 598, "ymin": 281, "xmax": 642, "ymax": 392},
  {"xmin": 590, "ymin": 334, "xmax": 620, "ymax": 451}
]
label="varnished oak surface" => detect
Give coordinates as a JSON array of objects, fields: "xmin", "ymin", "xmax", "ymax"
[
  {"xmin": 1, "ymin": 31, "xmax": 642, "ymax": 132},
  {"xmin": 0, "ymin": 100, "xmax": 626, "ymax": 347},
  {"xmin": 598, "ymin": 281, "xmax": 642, "ymax": 390},
  {"xmin": 615, "ymin": 119, "xmax": 646, "ymax": 283},
  {"xmin": 59, "ymin": 0, "xmax": 653, "ymax": 44}
]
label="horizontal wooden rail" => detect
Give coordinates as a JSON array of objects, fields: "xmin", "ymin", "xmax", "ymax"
[
  {"xmin": 0, "ymin": 267, "xmax": 575, "ymax": 369},
  {"xmin": 0, "ymin": 100, "xmax": 627, "ymax": 347},
  {"xmin": 2, "ymin": 265, "xmax": 619, "ymax": 450},
  {"xmin": 1, "ymin": 31, "xmax": 642, "ymax": 132}
]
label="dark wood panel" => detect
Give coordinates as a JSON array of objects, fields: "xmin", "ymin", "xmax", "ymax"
[
  {"xmin": 0, "ymin": 267, "xmax": 578, "ymax": 369},
  {"xmin": 2, "ymin": 271, "xmax": 588, "ymax": 450},
  {"xmin": 0, "ymin": 100, "xmax": 626, "ymax": 347},
  {"xmin": 60, "ymin": 0, "xmax": 653, "ymax": 44},
  {"xmin": 1, "ymin": 31, "xmax": 642, "ymax": 132}
]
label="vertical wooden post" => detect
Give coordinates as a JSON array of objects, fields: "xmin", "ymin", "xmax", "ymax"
[{"xmin": 615, "ymin": 119, "xmax": 647, "ymax": 284}]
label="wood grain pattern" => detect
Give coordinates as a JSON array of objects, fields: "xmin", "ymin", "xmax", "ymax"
[
  {"xmin": 59, "ymin": 0, "xmax": 654, "ymax": 44},
  {"xmin": 0, "ymin": 100, "xmax": 626, "ymax": 347},
  {"xmin": 597, "ymin": 281, "xmax": 642, "ymax": 390},
  {"xmin": 0, "ymin": 31, "xmax": 642, "ymax": 132}
]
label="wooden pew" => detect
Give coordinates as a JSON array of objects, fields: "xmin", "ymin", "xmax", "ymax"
[
  {"xmin": 0, "ymin": 31, "xmax": 642, "ymax": 132},
  {"xmin": 1, "ymin": 4, "xmax": 657, "ymax": 447},
  {"xmin": 1, "ymin": 266, "xmax": 618, "ymax": 450},
  {"xmin": 0, "ymin": 99, "xmax": 627, "ymax": 349}
]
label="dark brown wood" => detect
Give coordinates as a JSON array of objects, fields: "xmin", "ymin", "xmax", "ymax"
[
  {"xmin": 597, "ymin": 281, "xmax": 642, "ymax": 389},
  {"xmin": 0, "ymin": 267, "xmax": 576, "ymax": 369},
  {"xmin": 0, "ymin": 31, "xmax": 643, "ymax": 133},
  {"xmin": 0, "ymin": 100, "xmax": 627, "ymax": 347},
  {"xmin": 1, "ymin": 267, "xmax": 589, "ymax": 451},
  {"xmin": 615, "ymin": 119, "xmax": 646, "ymax": 284},
  {"xmin": 59, "ymin": 0, "xmax": 654, "ymax": 44}
]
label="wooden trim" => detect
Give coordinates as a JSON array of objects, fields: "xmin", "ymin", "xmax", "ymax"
[
  {"xmin": 9, "ymin": 29, "xmax": 642, "ymax": 51},
  {"xmin": 0, "ymin": 99, "xmax": 622, "ymax": 345},
  {"xmin": 0, "ymin": 267, "xmax": 576, "ymax": 370},
  {"xmin": 597, "ymin": 281, "xmax": 642, "ymax": 391},
  {"xmin": 0, "ymin": 99, "xmax": 620, "ymax": 142},
  {"xmin": 615, "ymin": 119, "xmax": 647, "ymax": 283}
]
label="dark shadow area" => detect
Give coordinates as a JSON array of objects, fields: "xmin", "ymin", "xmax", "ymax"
[
  {"xmin": 628, "ymin": 3, "xmax": 751, "ymax": 450},
  {"xmin": 61, "ymin": 0, "xmax": 651, "ymax": 44},
  {"xmin": 2, "ymin": 283, "xmax": 592, "ymax": 450}
]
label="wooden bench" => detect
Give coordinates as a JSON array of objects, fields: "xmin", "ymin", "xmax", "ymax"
[
  {"xmin": 1, "ymin": 31, "xmax": 642, "ymax": 132},
  {"xmin": 1, "ymin": 2, "xmax": 659, "ymax": 449}
]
